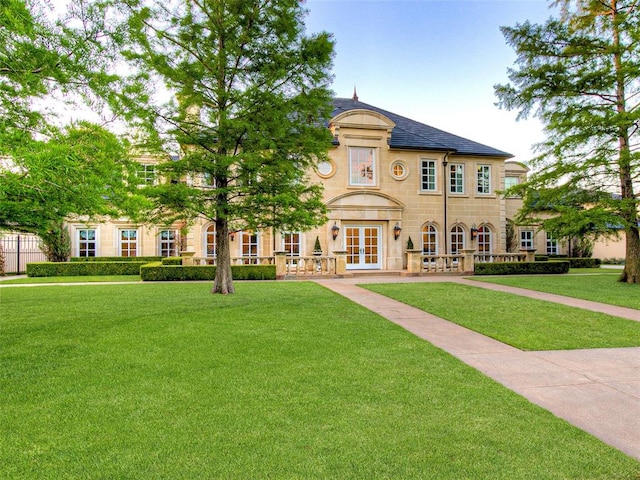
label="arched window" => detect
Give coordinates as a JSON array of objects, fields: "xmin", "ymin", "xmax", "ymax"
[
  {"xmin": 205, "ymin": 224, "xmax": 216, "ymax": 258},
  {"xmin": 450, "ymin": 225, "xmax": 465, "ymax": 255},
  {"xmin": 421, "ymin": 224, "xmax": 438, "ymax": 255},
  {"xmin": 477, "ymin": 225, "xmax": 492, "ymax": 253}
]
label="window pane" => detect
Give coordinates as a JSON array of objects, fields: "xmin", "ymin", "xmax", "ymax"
[
  {"xmin": 205, "ymin": 225, "xmax": 216, "ymax": 257},
  {"xmin": 421, "ymin": 225, "xmax": 437, "ymax": 255},
  {"xmin": 477, "ymin": 165, "xmax": 491, "ymax": 194},
  {"xmin": 449, "ymin": 164, "xmax": 464, "ymax": 194},
  {"xmin": 349, "ymin": 147, "xmax": 375, "ymax": 186},
  {"xmin": 421, "ymin": 160, "xmax": 436, "ymax": 191}
]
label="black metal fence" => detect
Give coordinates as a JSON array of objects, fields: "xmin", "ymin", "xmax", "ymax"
[{"xmin": 1, "ymin": 234, "xmax": 47, "ymax": 274}]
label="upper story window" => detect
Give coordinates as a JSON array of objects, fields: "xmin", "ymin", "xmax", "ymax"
[
  {"xmin": 390, "ymin": 161, "xmax": 408, "ymax": 180},
  {"xmin": 448, "ymin": 164, "xmax": 464, "ymax": 194},
  {"xmin": 137, "ymin": 164, "xmax": 156, "ymax": 186},
  {"xmin": 420, "ymin": 159, "xmax": 437, "ymax": 191},
  {"xmin": 504, "ymin": 176, "xmax": 520, "ymax": 191},
  {"xmin": 476, "ymin": 165, "xmax": 491, "ymax": 195},
  {"xmin": 349, "ymin": 147, "xmax": 376, "ymax": 186}
]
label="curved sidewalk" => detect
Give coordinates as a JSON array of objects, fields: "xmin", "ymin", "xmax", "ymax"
[{"xmin": 314, "ymin": 276, "xmax": 640, "ymax": 462}]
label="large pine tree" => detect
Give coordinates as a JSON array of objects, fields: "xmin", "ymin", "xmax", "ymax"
[
  {"xmin": 114, "ymin": 0, "xmax": 335, "ymax": 294},
  {"xmin": 495, "ymin": 0, "xmax": 640, "ymax": 283}
]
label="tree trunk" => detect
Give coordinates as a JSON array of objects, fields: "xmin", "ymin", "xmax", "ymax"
[
  {"xmin": 212, "ymin": 219, "xmax": 235, "ymax": 294},
  {"xmin": 619, "ymin": 225, "xmax": 640, "ymax": 284}
]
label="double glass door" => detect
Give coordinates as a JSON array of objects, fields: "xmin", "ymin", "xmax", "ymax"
[{"xmin": 345, "ymin": 225, "xmax": 381, "ymax": 270}]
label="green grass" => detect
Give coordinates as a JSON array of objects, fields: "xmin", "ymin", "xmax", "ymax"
[
  {"xmin": 0, "ymin": 275, "xmax": 142, "ymax": 284},
  {"xmin": 1, "ymin": 283, "xmax": 639, "ymax": 479},
  {"xmin": 471, "ymin": 274, "xmax": 640, "ymax": 310},
  {"xmin": 363, "ymin": 282, "xmax": 640, "ymax": 350}
]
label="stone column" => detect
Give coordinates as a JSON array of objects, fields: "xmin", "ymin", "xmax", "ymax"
[
  {"xmin": 180, "ymin": 251, "xmax": 196, "ymax": 266},
  {"xmin": 461, "ymin": 249, "xmax": 476, "ymax": 273},
  {"xmin": 520, "ymin": 248, "xmax": 537, "ymax": 262},
  {"xmin": 274, "ymin": 251, "xmax": 287, "ymax": 279},
  {"xmin": 333, "ymin": 251, "xmax": 347, "ymax": 275},
  {"xmin": 406, "ymin": 250, "xmax": 422, "ymax": 275}
]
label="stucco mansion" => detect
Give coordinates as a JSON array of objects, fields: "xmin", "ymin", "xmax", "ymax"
[{"xmin": 67, "ymin": 96, "xmax": 562, "ymax": 272}]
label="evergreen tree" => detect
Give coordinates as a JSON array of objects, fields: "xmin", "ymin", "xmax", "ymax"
[
  {"xmin": 114, "ymin": 0, "xmax": 335, "ymax": 294},
  {"xmin": 495, "ymin": 0, "xmax": 640, "ymax": 283}
]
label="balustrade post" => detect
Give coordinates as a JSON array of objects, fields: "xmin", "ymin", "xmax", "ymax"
[
  {"xmin": 180, "ymin": 251, "xmax": 196, "ymax": 266},
  {"xmin": 520, "ymin": 248, "xmax": 537, "ymax": 262},
  {"xmin": 274, "ymin": 251, "xmax": 287, "ymax": 279},
  {"xmin": 406, "ymin": 249, "xmax": 422, "ymax": 275},
  {"xmin": 333, "ymin": 251, "xmax": 347, "ymax": 275},
  {"xmin": 461, "ymin": 249, "xmax": 476, "ymax": 273}
]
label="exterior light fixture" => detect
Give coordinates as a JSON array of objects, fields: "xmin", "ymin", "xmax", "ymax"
[
  {"xmin": 470, "ymin": 224, "xmax": 478, "ymax": 240},
  {"xmin": 393, "ymin": 223, "xmax": 402, "ymax": 240},
  {"xmin": 229, "ymin": 231, "xmax": 236, "ymax": 241},
  {"xmin": 331, "ymin": 222, "xmax": 340, "ymax": 240}
]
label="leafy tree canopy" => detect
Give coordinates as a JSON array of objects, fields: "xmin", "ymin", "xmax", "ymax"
[
  {"xmin": 496, "ymin": 0, "xmax": 640, "ymax": 283},
  {"xmin": 111, "ymin": 0, "xmax": 335, "ymax": 293}
]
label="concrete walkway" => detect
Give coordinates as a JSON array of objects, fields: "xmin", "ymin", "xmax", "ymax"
[{"xmin": 314, "ymin": 276, "xmax": 640, "ymax": 461}]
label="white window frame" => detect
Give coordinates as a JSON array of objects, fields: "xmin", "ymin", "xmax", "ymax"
[
  {"xmin": 77, "ymin": 228, "xmax": 97, "ymax": 257},
  {"xmin": 349, "ymin": 147, "xmax": 376, "ymax": 186},
  {"xmin": 520, "ymin": 230, "xmax": 534, "ymax": 250},
  {"xmin": 159, "ymin": 229, "xmax": 178, "ymax": 257},
  {"xmin": 476, "ymin": 165, "xmax": 491, "ymax": 195},
  {"xmin": 241, "ymin": 231, "xmax": 259, "ymax": 262},
  {"xmin": 546, "ymin": 233, "xmax": 558, "ymax": 255},
  {"xmin": 504, "ymin": 176, "xmax": 519, "ymax": 191},
  {"xmin": 449, "ymin": 164, "xmax": 464, "ymax": 194},
  {"xmin": 137, "ymin": 164, "xmax": 156, "ymax": 186},
  {"xmin": 477, "ymin": 225, "xmax": 492, "ymax": 253},
  {"xmin": 450, "ymin": 225, "xmax": 466, "ymax": 254},
  {"xmin": 420, "ymin": 159, "xmax": 437, "ymax": 192},
  {"xmin": 119, "ymin": 229, "xmax": 138, "ymax": 257},
  {"xmin": 205, "ymin": 224, "xmax": 216, "ymax": 258},
  {"xmin": 421, "ymin": 224, "xmax": 438, "ymax": 255}
]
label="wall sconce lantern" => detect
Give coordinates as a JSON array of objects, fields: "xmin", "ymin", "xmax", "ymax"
[
  {"xmin": 229, "ymin": 231, "xmax": 236, "ymax": 242},
  {"xmin": 470, "ymin": 224, "xmax": 478, "ymax": 240},
  {"xmin": 331, "ymin": 222, "xmax": 340, "ymax": 240},
  {"xmin": 393, "ymin": 223, "xmax": 402, "ymax": 240}
]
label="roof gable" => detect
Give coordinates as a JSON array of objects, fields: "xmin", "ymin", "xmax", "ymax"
[{"xmin": 332, "ymin": 98, "xmax": 512, "ymax": 158}]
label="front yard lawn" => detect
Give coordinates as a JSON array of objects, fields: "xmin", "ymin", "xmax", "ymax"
[
  {"xmin": 471, "ymin": 274, "xmax": 640, "ymax": 310},
  {"xmin": 363, "ymin": 282, "xmax": 640, "ymax": 350},
  {"xmin": 1, "ymin": 282, "xmax": 639, "ymax": 479}
]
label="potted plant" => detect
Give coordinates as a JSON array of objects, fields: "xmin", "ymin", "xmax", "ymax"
[{"xmin": 312, "ymin": 236, "xmax": 322, "ymax": 255}]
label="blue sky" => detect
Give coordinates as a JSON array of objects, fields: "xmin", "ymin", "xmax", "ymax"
[{"xmin": 305, "ymin": 0, "xmax": 558, "ymax": 161}]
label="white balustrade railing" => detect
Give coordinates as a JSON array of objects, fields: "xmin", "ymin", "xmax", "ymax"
[
  {"xmin": 420, "ymin": 254, "xmax": 465, "ymax": 273},
  {"xmin": 284, "ymin": 256, "xmax": 336, "ymax": 277}
]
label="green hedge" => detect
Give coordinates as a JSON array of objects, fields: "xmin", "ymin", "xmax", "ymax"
[
  {"xmin": 27, "ymin": 262, "xmax": 146, "ymax": 277},
  {"xmin": 569, "ymin": 257, "xmax": 601, "ymax": 268},
  {"xmin": 161, "ymin": 257, "xmax": 182, "ymax": 265},
  {"xmin": 71, "ymin": 256, "xmax": 162, "ymax": 263},
  {"xmin": 474, "ymin": 261, "xmax": 570, "ymax": 276},
  {"xmin": 140, "ymin": 264, "xmax": 276, "ymax": 281}
]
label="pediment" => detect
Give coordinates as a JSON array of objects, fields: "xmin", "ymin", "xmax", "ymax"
[
  {"xmin": 326, "ymin": 191, "xmax": 404, "ymax": 210},
  {"xmin": 331, "ymin": 109, "xmax": 396, "ymax": 131}
]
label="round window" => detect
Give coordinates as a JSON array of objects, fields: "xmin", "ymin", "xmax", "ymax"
[
  {"xmin": 316, "ymin": 160, "xmax": 335, "ymax": 178},
  {"xmin": 390, "ymin": 161, "xmax": 408, "ymax": 180}
]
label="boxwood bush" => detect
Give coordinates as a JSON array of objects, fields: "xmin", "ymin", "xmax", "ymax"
[
  {"xmin": 140, "ymin": 264, "xmax": 276, "ymax": 281},
  {"xmin": 569, "ymin": 257, "xmax": 601, "ymax": 268},
  {"xmin": 27, "ymin": 262, "xmax": 146, "ymax": 277},
  {"xmin": 474, "ymin": 261, "xmax": 570, "ymax": 276},
  {"xmin": 70, "ymin": 256, "xmax": 162, "ymax": 262},
  {"xmin": 161, "ymin": 257, "xmax": 183, "ymax": 265}
]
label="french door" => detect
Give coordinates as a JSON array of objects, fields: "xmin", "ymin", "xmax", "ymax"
[{"xmin": 345, "ymin": 225, "xmax": 381, "ymax": 270}]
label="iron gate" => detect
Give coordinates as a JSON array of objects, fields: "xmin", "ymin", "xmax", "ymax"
[{"xmin": 0, "ymin": 234, "xmax": 47, "ymax": 274}]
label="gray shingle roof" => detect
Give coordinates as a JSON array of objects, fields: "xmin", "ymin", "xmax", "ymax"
[{"xmin": 332, "ymin": 97, "xmax": 513, "ymax": 158}]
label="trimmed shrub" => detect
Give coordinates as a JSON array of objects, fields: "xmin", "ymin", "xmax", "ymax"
[
  {"xmin": 534, "ymin": 255, "xmax": 549, "ymax": 262},
  {"xmin": 70, "ymin": 256, "xmax": 163, "ymax": 263},
  {"xmin": 140, "ymin": 264, "xmax": 276, "ymax": 281},
  {"xmin": 27, "ymin": 262, "xmax": 146, "ymax": 277},
  {"xmin": 474, "ymin": 261, "xmax": 570, "ymax": 275},
  {"xmin": 161, "ymin": 257, "xmax": 183, "ymax": 265},
  {"xmin": 569, "ymin": 257, "xmax": 601, "ymax": 268}
]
